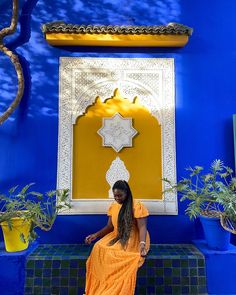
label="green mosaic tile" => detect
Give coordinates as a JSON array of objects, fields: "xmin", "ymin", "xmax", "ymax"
[
  {"xmin": 198, "ymin": 259, "xmax": 205, "ymax": 267},
  {"xmin": 147, "ymin": 277, "xmax": 155, "ymax": 285},
  {"xmin": 42, "ymin": 278, "xmax": 51, "ymax": 286},
  {"xmin": 33, "ymin": 287, "xmax": 42, "ymax": 295},
  {"xmin": 172, "ymin": 285, "xmax": 182, "ymax": 294},
  {"xmin": 155, "ymin": 286, "xmax": 164, "ymax": 293},
  {"xmin": 69, "ymin": 287, "xmax": 78, "ymax": 295},
  {"xmin": 51, "ymin": 286, "xmax": 60, "ymax": 294},
  {"xmin": 164, "ymin": 277, "xmax": 172, "ymax": 284},
  {"xmin": 78, "ymin": 277, "xmax": 85, "ymax": 287},
  {"xmin": 163, "ymin": 259, "xmax": 172, "ymax": 267},
  {"xmin": 155, "ymin": 268, "xmax": 163, "ymax": 276},
  {"xmin": 190, "ymin": 267, "xmax": 197, "ymax": 276},
  {"xmin": 180, "ymin": 259, "xmax": 188, "ymax": 267},
  {"xmin": 138, "ymin": 267, "xmax": 146, "ymax": 276},
  {"xmin": 146, "ymin": 259, "xmax": 155, "ymax": 267},
  {"xmin": 189, "ymin": 285, "xmax": 199, "ymax": 294},
  {"xmin": 181, "ymin": 276, "xmax": 190, "ymax": 285},
  {"xmin": 69, "ymin": 268, "xmax": 78, "ymax": 277},
  {"xmin": 43, "ymin": 260, "xmax": 52, "ymax": 268},
  {"xmin": 35, "ymin": 269, "xmax": 42, "ymax": 276},
  {"xmin": 172, "ymin": 268, "xmax": 180, "ymax": 276},
  {"xmin": 61, "ymin": 260, "xmax": 70, "ymax": 268},
  {"xmin": 136, "ymin": 286, "xmax": 146, "ymax": 294},
  {"xmin": 26, "ymin": 260, "xmax": 34, "ymax": 268},
  {"xmin": 61, "ymin": 277, "xmax": 69, "ymax": 286},
  {"xmin": 78, "ymin": 260, "xmax": 86, "ymax": 267},
  {"xmin": 52, "ymin": 268, "xmax": 60, "ymax": 276},
  {"xmin": 199, "ymin": 277, "xmax": 206, "ymax": 285},
  {"xmin": 26, "ymin": 278, "xmax": 34, "ymax": 287}
]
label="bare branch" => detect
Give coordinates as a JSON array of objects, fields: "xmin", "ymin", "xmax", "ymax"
[
  {"xmin": 0, "ymin": 0, "xmax": 25, "ymax": 125},
  {"xmin": 0, "ymin": 0, "xmax": 18, "ymax": 39}
]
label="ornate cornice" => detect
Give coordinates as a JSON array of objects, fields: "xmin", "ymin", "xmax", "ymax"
[
  {"xmin": 42, "ymin": 22, "xmax": 192, "ymax": 36},
  {"xmin": 42, "ymin": 22, "xmax": 192, "ymax": 47}
]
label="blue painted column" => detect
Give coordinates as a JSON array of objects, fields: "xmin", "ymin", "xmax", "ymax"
[
  {"xmin": 194, "ymin": 240, "xmax": 236, "ymax": 294},
  {"xmin": 0, "ymin": 242, "xmax": 38, "ymax": 295}
]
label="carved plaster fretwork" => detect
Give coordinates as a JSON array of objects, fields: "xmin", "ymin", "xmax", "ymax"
[
  {"xmin": 106, "ymin": 157, "xmax": 130, "ymax": 198},
  {"xmin": 58, "ymin": 58, "xmax": 177, "ymax": 215},
  {"xmin": 97, "ymin": 112, "xmax": 138, "ymax": 152}
]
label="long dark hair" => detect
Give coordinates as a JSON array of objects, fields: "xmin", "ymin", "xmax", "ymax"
[{"xmin": 109, "ymin": 180, "xmax": 134, "ymax": 248}]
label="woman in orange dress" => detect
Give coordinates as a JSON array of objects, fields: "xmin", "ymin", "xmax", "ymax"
[{"xmin": 84, "ymin": 180, "xmax": 150, "ymax": 295}]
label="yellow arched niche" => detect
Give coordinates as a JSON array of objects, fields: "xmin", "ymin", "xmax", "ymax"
[{"xmin": 73, "ymin": 89, "xmax": 162, "ymax": 199}]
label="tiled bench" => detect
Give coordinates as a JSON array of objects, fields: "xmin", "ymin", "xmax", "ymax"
[
  {"xmin": 136, "ymin": 244, "xmax": 207, "ymax": 295},
  {"xmin": 24, "ymin": 244, "xmax": 207, "ymax": 295}
]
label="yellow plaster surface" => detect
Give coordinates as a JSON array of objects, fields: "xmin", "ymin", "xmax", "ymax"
[
  {"xmin": 72, "ymin": 90, "xmax": 163, "ymax": 199},
  {"xmin": 46, "ymin": 33, "xmax": 189, "ymax": 47}
]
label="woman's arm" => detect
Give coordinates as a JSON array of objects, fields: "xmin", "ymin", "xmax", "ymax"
[
  {"xmin": 136, "ymin": 217, "xmax": 148, "ymax": 257},
  {"xmin": 85, "ymin": 217, "xmax": 114, "ymax": 244}
]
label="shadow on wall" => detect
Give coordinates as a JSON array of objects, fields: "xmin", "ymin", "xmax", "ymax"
[{"xmin": 0, "ymin": 0, "xmax": 181, "ymax": 121}]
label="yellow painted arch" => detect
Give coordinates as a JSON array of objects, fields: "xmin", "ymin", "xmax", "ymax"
[{"xmin": 72, "ymin": 90, "xmax": 163, "ymax": 200}]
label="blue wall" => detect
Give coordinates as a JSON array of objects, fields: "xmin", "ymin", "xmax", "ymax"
[{"xmin": 0, "ymin": 0, "xmax": 236, "ymax": 244}]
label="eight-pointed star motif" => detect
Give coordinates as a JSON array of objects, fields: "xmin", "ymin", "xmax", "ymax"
[{"xmin": 97, "ymin": 113, "xmax": 138, "ymax": 152}]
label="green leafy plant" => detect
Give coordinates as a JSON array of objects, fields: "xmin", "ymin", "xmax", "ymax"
[
  {"xmin": 163, "ymin": 160, "xmax": 236, "ymax": 234},
  {"xmin": 0, "ymin": 183, "xmax": 71, "ymax": 243}
]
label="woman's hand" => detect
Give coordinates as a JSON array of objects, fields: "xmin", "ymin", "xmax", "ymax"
[
  {"xmin": 85, "ymin": 217, "xmax": 113, "ymax": 245},
  {"xmin": 140, "ymin": 243, "xmax": 147, "ymax": 257},
  {"xmin": 85, "ymin": 233, "xmax": 98, "ymax": 244},
  {"xmin": 137, "ymin": 217, "xmax": 148, "ymax": 257}
]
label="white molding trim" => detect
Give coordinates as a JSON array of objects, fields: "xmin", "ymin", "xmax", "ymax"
[{"xmin": 58, "ymin": 57, "xmax": 177, "ymax": 215}]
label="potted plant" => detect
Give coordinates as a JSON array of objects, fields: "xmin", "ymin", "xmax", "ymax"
[
  {"xmin": 163, "ymin": 159, "xmax": 236, "ymax": 250},
  {"xmin": 0, "ymin": 183, "xmax": 71, "ymax": 252}
]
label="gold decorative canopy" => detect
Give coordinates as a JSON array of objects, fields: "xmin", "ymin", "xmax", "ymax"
[{"xmin": 42, "ymin": 22, "xmax": 193, "ymax": 47}]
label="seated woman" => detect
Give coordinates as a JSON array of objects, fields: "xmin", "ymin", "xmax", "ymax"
[{"xmin": 84, "ymin": 180, "xmax": 150, "ymax": 295}]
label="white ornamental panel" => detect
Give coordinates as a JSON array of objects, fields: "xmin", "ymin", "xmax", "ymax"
[{"xmin": 58, "ymin": 57, "xmax": 177, "ymax": 215}]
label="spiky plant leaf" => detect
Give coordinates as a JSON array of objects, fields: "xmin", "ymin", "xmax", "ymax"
[
  {"xmin": 18, "ymin": 183, "xmax": 35, "ymax": 195},
  {"xmin": 9, "ymin": 185, "xmax": 19, "ymax": 194},
  {"xmin": 211, "ymin": 159, "xmax": 224, "ymax": 171}
]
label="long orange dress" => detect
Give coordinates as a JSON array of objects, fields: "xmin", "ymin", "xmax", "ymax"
[{"xmin": 85, "ymin": 201, "xmax": 150, "ymax": 295}]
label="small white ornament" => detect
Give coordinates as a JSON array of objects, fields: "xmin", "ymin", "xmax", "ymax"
[
  {"xmin": 106, "ymin": 157, "xmax": 130, "ymax": 198},
  {"xmin": 97, "ymin": 112, "xmax": 138, "ymax": 152}
]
